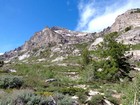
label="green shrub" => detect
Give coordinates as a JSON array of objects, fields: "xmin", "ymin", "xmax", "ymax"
[
  {"xmin": 53, "ymin": 92, "xmax": 65, "ymax": 100},
  {"xmin": 0, "ymin": 61, "xmax": 4, "ymax": 67},
  {"xmin": 57, "ymin": 95, "xmax": 74, "ymax": 105},
  {"xmin": 87, "ymin": 95, "xmax": 104, "ymax": 105},
  {"xmin": 125, "ymin": 26, "xmax": 131, "ymax": 32},
  {"xmin": 74, "ymin": 43, "xmax": 88, "ymax": 50},
  {"xmin": 0, "ymin": 75, "xmax": 23, "ymax": 89},
  {"xmin": 130, "ymin": 8, "xmax": 140, "ymax": 14},
  {"xmin": 131, "ymin": 44, "xmax": 140, "ymax": 50},
  {"xmin": 107, "ymin": 96, "xmax": 119, "ymax": 105},
  {"xmin": 0, "ymin": 89, "xmax": 53, "ymax": 105},
  {"xmin": 0, "ymin": 90, "xmax": 75, "ymax": 105},
  {"xmin": 82, "ymin": 48, "xmax": 90, "ymax": 66},
  {"xmin": 80, "ymin": 64, "xmax": 96, "ymax": 82},
  {"xmin": 59, "ymin": 87, "xmax": 85, "ymax": 96},
  {"xmin": 76, "ymin": 92, "xmax": 87, "ymax": 104},
  {"xmin": 54, "ymin": 92, "xmax": 75, "ymax": 105},
  {"xmin": 89, "ymin": 32, "xmax": 132, "ymax": 82}
]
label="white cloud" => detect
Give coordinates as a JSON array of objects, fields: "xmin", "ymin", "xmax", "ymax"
[
  {"xmin": 0, "ymin": 53, "xmax": 4, "ymax": 55},
  {"xmin": 76, "ymin": 0, "xmax": 95, "ymax": 31},
  {"xmin": 76, "ymin": 0, "xmax": 140, "ymax": 32}
]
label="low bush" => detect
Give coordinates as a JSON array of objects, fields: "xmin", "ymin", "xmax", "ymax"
[
  {"xmin": 54, "ymin": 92, "xmax": 75, "ymax": 105},
  {"xmin": 107, "ymin": 96, "xmax": 119, "ymax": 105},
  {"xmin": 76, "ymin": 92, "xmax": 87, "ymax": 104},
  {"xmin": 59, "ymin": 87, "xmax": 85, "ymax": 96},
  {"xmin": 35, "ymin": 91, "xmax": 53, "ymax": 97},
  {"xmin": 0, "ymin": 90, "xmax": 54, "ymax": 105},
  {"xmin": 131, "ymin": 44, "xmax": 140, "ymax": 50},
  {"xmin": 130, "ymin": 8, "xmax": 140, "ymax": 14},
  {"xmin": 0, "ymin": 75, "xmax": 23, "ymax": 89},
  {"xmin": 57, "ymin": 94, "xmax": 74, "ymax": 105},
  {"xmin": 125, "ymin": 26, "xmax": 131, "ymax": 32},
  {"xmin": 0, "ymin": 61, "xmax": 4, "ymax": 67},
  {"xmin": 87, "ymin": 94, "xmax": 104, "ymax": 105}
]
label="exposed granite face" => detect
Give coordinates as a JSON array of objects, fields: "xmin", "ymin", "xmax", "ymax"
[
  {"xmin": 117, "ymin": 28, "xmax": 140, "ymax": 45},
  {"xmin": 21, "ymin": 27, "xmax": 66, "ymax": 51},
  {"xmin": 111, "ymin": 9, "xmax": 140, "ymax": 32},
  {"xmin": 21, "ymin": 26, "xmax": 94, "ymax": 52}
]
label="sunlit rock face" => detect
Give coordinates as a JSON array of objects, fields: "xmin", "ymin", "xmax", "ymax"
[{"xmin": 111, "ymin": 9, "xmax": 140, "ymax": 32}]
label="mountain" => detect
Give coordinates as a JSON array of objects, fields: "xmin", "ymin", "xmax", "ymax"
[
  {"xmin": 1, "ymin": 26, "xmax": 95, "ymax": 62},
  {"xmin": 1, "ymin": 8, "xmax": 140, "ymax": 62},
  {"xmin": 0, "ymin": 8, "xmax": 140, "ymax": 105}
]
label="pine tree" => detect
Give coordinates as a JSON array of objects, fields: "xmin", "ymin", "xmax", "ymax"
[
  {"xmin": 82, "ymin": 48, "xmax": 90, "ymax": 66},
  {"xmin": 95, "ymin": 32, "xmax": 132, "ymax": 81}
]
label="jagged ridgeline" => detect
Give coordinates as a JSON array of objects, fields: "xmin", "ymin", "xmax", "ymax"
[{"xmin": 0, "ymin": 8, "xmax": 140, "ymax": 105}]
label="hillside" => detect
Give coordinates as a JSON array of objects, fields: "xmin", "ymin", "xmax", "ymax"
[{"xmin": 0, "ymin": 8, "xmax": 140, "ymax": 105}]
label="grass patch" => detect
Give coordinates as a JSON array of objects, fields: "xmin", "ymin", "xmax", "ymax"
[
  {"xmin": 73, "ymin": 43, "xmax": 88, "ymax": 50},
  {"xmin": 131, "ymin": 44, "xmax": 140, "ymax": 50}
]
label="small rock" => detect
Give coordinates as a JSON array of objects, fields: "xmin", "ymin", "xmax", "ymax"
[
  {"xmin": 38, "ymin": 58, "xmax": 46, "ymax": 62},
  {"xmin": 9, "ymin": 69, "xmax": 17, "ymax": 73},
  {"xmin": 88, "ymin": 90, "xmax": 104, "ymax": 96},
  {"xmin": 71, "ymin": 95, "xmax": 79, "ymax": 100},
  {"xmin": 45, "ymin": 78, "xmax": 57, "ymax": 83},
  {"xmin": 97, "ymin": 68, "xmax": 103, "ymax": 72},
  {"xmin": 74, "ymin": 84, "xmax": 89, "ymax": 90},
  {"xmin": 72, "ymin": 49, "xmax": 80, "ymax": 56},
  {"xmin": 52, "ymin": 56, "xmax": 65, "ymax": 62},
  {"xmin": 57, "ymin": 63, "xmax": 67, "ymax": 66},
  {"xmin": 104, "ymin": 99, "xmax": 114, "ymax": 105}
]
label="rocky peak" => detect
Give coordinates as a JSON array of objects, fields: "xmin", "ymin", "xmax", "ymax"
[
  {"xmin": 111, "ymin": 8, "xmax": 140, "ymax": 32},
  {"xmin": 51, "ymin": 26, "xmax": 68, "ymax": 31},
  {"xmin": 21, "ymin": 27, "xmax": 65, "ymax": 52}
]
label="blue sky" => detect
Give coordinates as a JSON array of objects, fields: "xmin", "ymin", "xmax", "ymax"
[{"xmin": 0, "ymin": 0, "xmax": 140, "ymax": 53}]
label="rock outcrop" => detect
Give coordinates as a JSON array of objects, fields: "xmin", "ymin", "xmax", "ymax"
[
  {"xmin": 117, "ymin": 28, "xmax": 140, "ymax": 45},
  {"xmin": 111, "ymin": 9, "xmax": 140, "ymax": 32}
]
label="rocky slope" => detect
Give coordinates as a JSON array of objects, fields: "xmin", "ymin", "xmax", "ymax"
[
  {"xmin": 111, "ymin": 8, "xmax": 140, "ymax": 32},
  {"xmin": 1, "ymin": 26, "xmax": 94, "ymax": 62},
  {"xmin": 90, "ymin": 9, "xmax": 140, "ymax": 49}
]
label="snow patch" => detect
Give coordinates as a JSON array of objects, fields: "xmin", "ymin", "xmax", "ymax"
[{"xmin": 18, "ymin": 54, "xmax": 30, "ymax": 60}]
